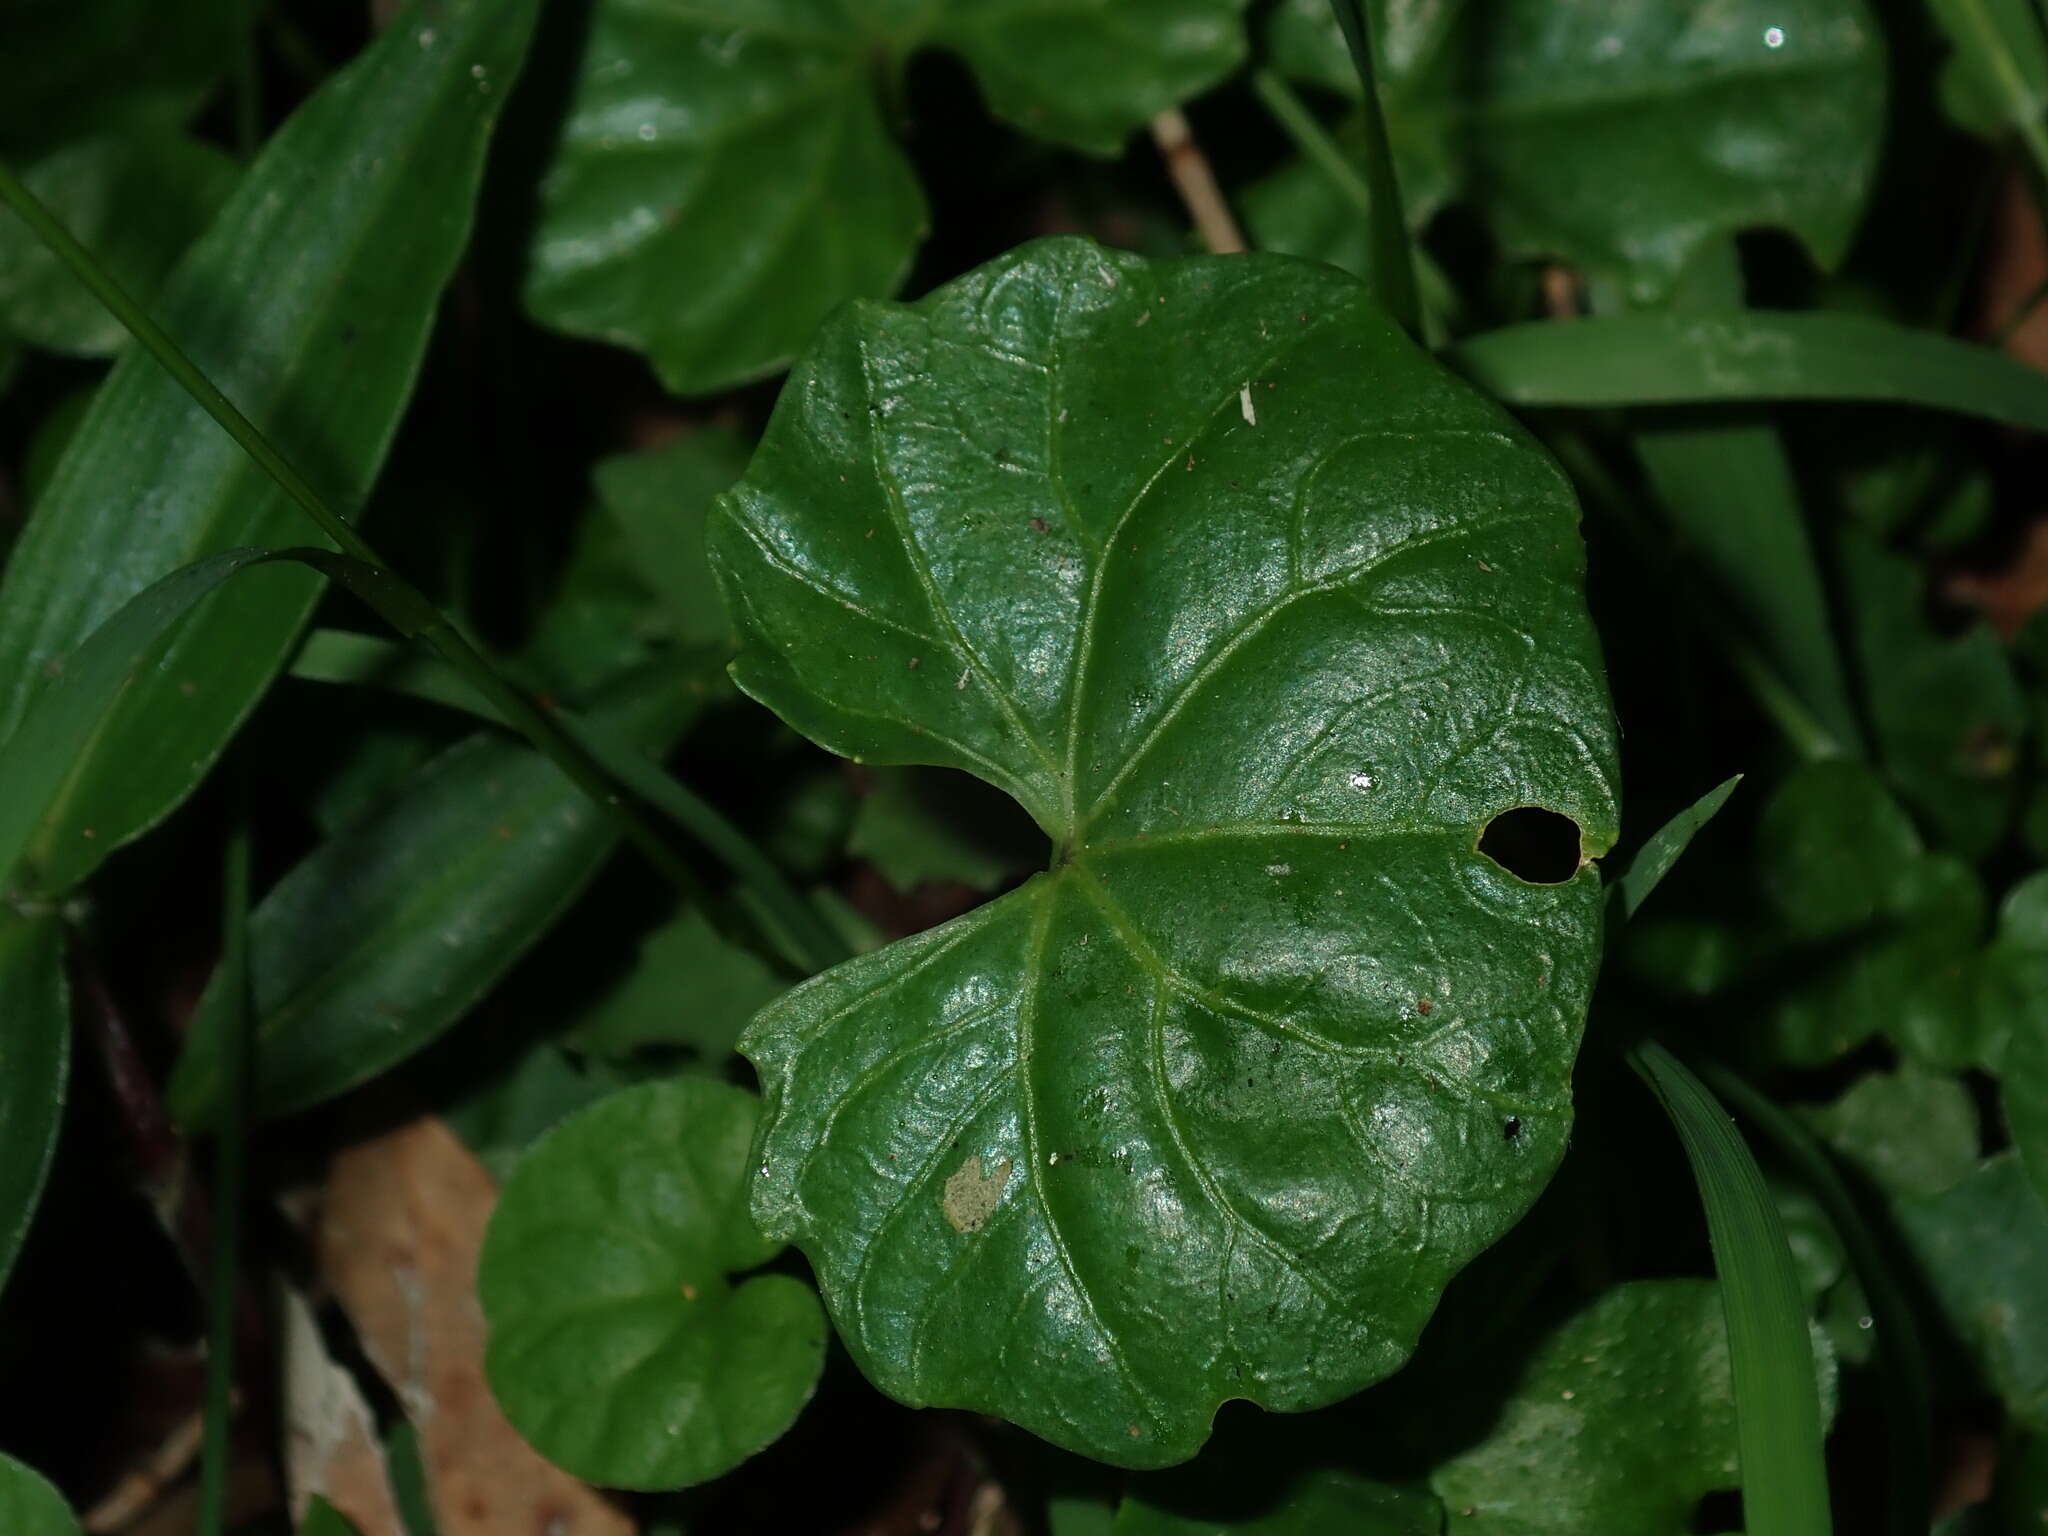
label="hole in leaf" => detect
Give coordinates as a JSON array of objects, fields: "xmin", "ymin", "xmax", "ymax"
[
  {"xmin": 1477, "ymin": 807, "xmax": 1584, "ymax": 885},
  {"xmin": 1691, "ymin": 1488, "xmax": 1742, "ymax": 1532},
  {"xmin": 1502, "ymin": 1116, "xmax": 1522, "ymax": 1141}
]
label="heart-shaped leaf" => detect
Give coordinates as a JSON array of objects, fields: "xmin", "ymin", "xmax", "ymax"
[
  {"xmin": 525, "ymin": 0, "xmax": 1247, "ymax": 395},
  {"xmin": 479, "ymin": 1078, "xmax": 828, "ymax": 1490},
  {"xmin": 709, "ymin": 237, "xmax": 1619, "ymax": 1465}
]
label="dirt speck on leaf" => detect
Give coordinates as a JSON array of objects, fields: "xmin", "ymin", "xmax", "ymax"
[{"xmin": 942, "ymin": 1155, "xmax": 1013, "ymax": 1234}]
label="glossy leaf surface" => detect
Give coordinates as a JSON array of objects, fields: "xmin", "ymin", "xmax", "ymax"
[
  {"xmin": 169, "ymin": 663, "xmax": 705, "ymax": 1127},
  {"xmin": 0, "ymin": 910, "xmax": 66, "ymax": 1301},
  {"xmin": 1429, "ymin": 1279, "xmax": 1833, "ymax": 1534},
  {"xmin": 0, "ymin": 135, "xmax": 236, "ymax": 357},
  {"xmin": 711, "ymin": 238, "xmax": 1619, "ymax": 1464},
  {"xmin": 0, "ymin": 0, "xmax": 539, "ymax": 892},
  {"xmin": 479, "ymin": 1079, "xmax": 828, "ymax": 1490},
  {"xmin": 525, "ymin": 0, "xmax": 1246, "ymax": 395},
  {"xmin": 0, "ymin": 1454, "xmax": 79, "ymax": 1536}
]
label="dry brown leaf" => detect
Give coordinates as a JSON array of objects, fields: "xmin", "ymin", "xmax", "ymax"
[
  {"xmin": 318, "ymin": 1116, "xmax": 636, "ymax": 1536},
  {"xmin": 281, "ymin": 1285, "xmax": 404, "ymax": 1536}
]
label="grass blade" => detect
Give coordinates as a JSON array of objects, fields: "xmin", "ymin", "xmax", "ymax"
[
  {"xmin": 1323, "ymin": 0, "xmax": 1419, "ymax": 336},
  {"xmin": 1629, "ymin": 1040, "xmax": 1833, "ymax": 1536},
  {"xmin": 1700, "ymin": 1061, "xmax": 1933, "ymax": 1536},
  {"xmin": 1448, "ymin": 309, "xmax": 2048, "ymax": 431},
  {"xmin": 1612, "ymin": 775, "xmax": 1743, "ymax": 920},
  {"xmin": 0, "ymin": 0, "xmax": 541, "ymax": 885},
  {"xmin": 0, "ymin": 910, "xmax": 67, "ymax": 1303}
]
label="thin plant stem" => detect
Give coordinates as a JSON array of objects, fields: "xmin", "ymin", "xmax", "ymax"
[
  {"xmin": 1629, "ymin": 1040, "xmax": 1834, "ymax": 1536},
  {"xmin": 0, "ymin": 156, "xmax": 758, "ymax": 935},
  {"xmin": 1249, "ymin": 69, "xmax": 1374, "ymax": 220},
  {"xmin": 196, "ymin": 816, "xmax": 251, "ymax": 1536},
  {"xmin": 1149, "ymin": 108, "xmax": 1246, "ymax": 254},
  {"xmin": 1325, "ymin": 0, "xmax": 1420, "ymax": 335}
]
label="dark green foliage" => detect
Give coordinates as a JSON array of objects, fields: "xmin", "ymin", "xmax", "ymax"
[{"xmin": 1, "ymin": 1, "xmax": 2043, "ymax": 1529}]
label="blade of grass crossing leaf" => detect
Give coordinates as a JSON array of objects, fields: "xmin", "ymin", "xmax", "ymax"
[
  {"xmin": 0, "ymin": 154, "xmax": 710, "ymax": 913},
  {"xmin": 0, "ymin": 0, "xmax": 541, "ymax": 885},
  {"xmin": 1609, "ymin": 243, "xmax": 1863, "ymax": 759},
  {"xmin": 1322, "ymin": 0, "xmax": 1419, "ymax": 336},
  {"xmin": 1447, "ymin": 309, "xmax": 2048, "ymax": 431},
  {"xmin": 1700, "ymin": 1061, "xmax": 1932, "ymax": 1536},
  {"xmin": 1612, "ymin": 775, "xmax": 1743, "ymax": 919},
  {"xmin": 1629, "ymin": 1041, "xmax": 1833, "ymax": 1536},
  {"xmin": 288, "ymin": 628, "xmax": 848, "ymax": 975},
  {"xmin": 196, "ymin": 814, "xmax": 250, "ymax": 1536},
  {"xmin": 0, "ymin": 910, "xmax": 67, "ymax": 1302}
]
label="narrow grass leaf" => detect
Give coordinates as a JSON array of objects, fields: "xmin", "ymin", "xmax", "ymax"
[
  {"xmin": 1448, "ymin": 309, "xmax": 2048, "ymax": 432},
  {"xmin": 169, "ymin": 663, "xmax": 707, "ymax": 1128},
  {"xmin": 1323, "ymin": 0, "xmax": 1419, "ymax": 335},
  {"xmin": 0, "ymin": 909, "xmax": 66, "ymax": 1302},
  {"xmin": 1703, "ymin": 1061, "xmax": 1933, "ymax": 1536},
  {"xmin": 1630, "ymin": 1041, "xmax": 1834, "ymax": 1536},
  {"xmin": 0, "ymin": 0, "xmax": 539, "ymax": 887},
  {"xmin": 289, "ymin": 629, "xmax": 848, "ymax": 975},
  {"xmin": 1613, "ymin": 775, "xmax": 1743, "ymax": 919}
]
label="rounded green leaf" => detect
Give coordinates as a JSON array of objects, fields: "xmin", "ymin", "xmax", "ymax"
[
  {"xmin": 0, "ymin": 135, "xmax": 236, "ymax": 357},
  {"xmin": 525, "ymin": 0, "xmax": 1247, "ymax": 396},
  {"xmin": 1804, "ymin": 1067, "xmax": 1979, "ymax": 1200},
  {"xmin": 0, "ymin": 1453, "xmax": 79, "ymax": 1536},
  {"xmin": 1269, "ymin": 0, "xmax": 1886, "ymax": 303},
  {"xmin": 709, "ymin": 237, "xmax": 1619, "ymax": 1465},
  {"xmin": 479, "ymin": 1079, "xmax": 828, "ymax": 1490},
  {"xmin": 1898, "ymin": 1155, "xmax": 2048, "ymax": 1434},
  {"xmin": 1429, "ymin": 1279, "xmax": 1835, "ymax": 1535}
]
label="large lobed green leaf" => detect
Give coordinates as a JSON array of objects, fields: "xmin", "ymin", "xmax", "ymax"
[
  {"xmin": 710, "ymin": 238, "xmax": 1619, "ymax": 1464},
  {"xmin": 524, "ymin": 0, "xmax": 1248, "ymax": 396},
  {"xmin": 0, "ymin": 0, "xmax": 539, "ymax": 896}
]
